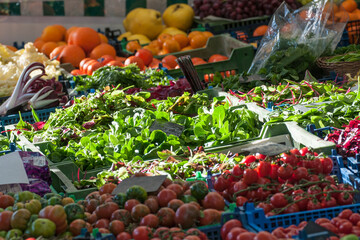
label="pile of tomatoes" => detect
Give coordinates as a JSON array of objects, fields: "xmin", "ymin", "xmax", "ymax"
[
  {"xmin": 213, "ymin": 147, "xmax": 355, "ymax": 215},
  {"xmin": 77, "ymin": 178, "xmax": 227, "ymax": 240},
  {"xmin": 271, "ymin": 209, "xmax": 360, "ymax": 239}
]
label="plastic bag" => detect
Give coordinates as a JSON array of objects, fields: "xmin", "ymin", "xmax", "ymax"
[{"xmin": 248, "ymin": 0, "xmax": 349, "ymax": 81}]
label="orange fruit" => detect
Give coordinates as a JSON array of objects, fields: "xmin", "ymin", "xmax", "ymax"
[
  {"xmin": 59, "ymin": 45, "xmax": 86, "ymax": 68},
  {"xmin": 161, "ymin": 55, "xmax": 177, "ymax": 69},
  {"xmin": 341, "ymin": 0, "xmax": 357, "ymax": 13},
  {"xmin": 202, "ymin": 31, "xmax": 214, "ymax": 39},
  {"xmin": 324, "ymin": 2, "xmax": 339, "ymax": 14},
  {"xmin": 41, "ymin": 42, "xmax": 58, "ymax": 57},
  {"xmin": 158, "ymin": 49, "xmax": 169, "ymax": 55},
  {"xmin": 157, "ymin": 33, "xmax": 172, "ymax": 46},
  {"xmin": 5, "ymin": 45, "xmax": 17, "ymax": 52},
  {"xmin": 208, "ymin": 54, "xmax": 228, "ymax": 63},
  {"xmin": 143, "ymin": 45, "xmax": 158, "ymax": 56},
  {"xmin": 89, "ymin": 43, "xmax": 116, "ymax": 59},
  {"xmin": 181, "ymin": 46, "xmax": 193, "ymax": 51},
  {"xmin": 148, "ymin": 58, "xmax": 161, "ymax": 69},
  {"xmin": 173, "ymin": 34, "xmax": 189, "ymax": 49},
  {"xmin": 33, "ymin": 40, "xmax": 45, "ymax": 51},
  {"xmin": 163, "ymin": 39, "xmax": 180, "ymax": 53},
  {"xmin": 49, "ymin": 45, "xmax": 66, "ymax": 60},
  {"xmin": 41, "ymin": 25, "xmax": 64, "ymax": 42},
  {"xmin": 149, "ymin": 40, "xmax": 161, "ymax": 50},
  {"xmin": 188, "ymin": 31, "xmax": 202, "ymax": 40},
  {"xmin": 68, "ymin": 27, "xmax": 101, "ymax": 54},
  {"xmin": 335, "ymin": 11, "xmax": 350, "ymax": 23},
  {"xmin": 126, "ymin": 41, "xmax": 141, "ymax": 53},
  {"xmin": 98, "ymin": 33, "xmax": 108, "ymax": 43},
  {"xmin": 57, "ymin": 41, "xmax": 66, "ymax": 46},
  {"xmin": 53, "ymin": 24, "xmax": 67, "ymax": 36},
  {"xmin": 191, "ymin": 57, "xmax": 207, "ymax": 65},
  {"xmin": 349, "ymin": 12, "xmax": 359, "ymax": 20},
  {"xmin": 124, "ymin": 56, "xmax": 145, "ymax": 71},
  {"xmin": 253, "ymin": 25, "xmax": 268, "ymax": 37},
  {"xmin": 65, "ymin": 26, "xmax": 78, "ymax": 42},
  {"xmin": 190, "ymin": 34, "xmax": 207, "ymax": 49},
  {"xmin": 34, "ymin": 37, "xmax": 41, "ymax": 42}
]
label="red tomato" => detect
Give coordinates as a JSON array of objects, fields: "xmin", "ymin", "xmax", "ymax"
[
  {"xmin": 109, "ymin": 220, "xmax": 125, "ymax": 236},
  {"xmin": 306, "ymin": 199, "xmax": 322, "ymax": 210},
  {"xmin": 255, "ymin": 153, "xmax": 266, "ymax": 160},
  {"xmin": 132, "ymin": 226, "xmax": 152, "ymax": 240},
  {"xmin": 312, "ymin": 158, "xmax": 323, "ymax": 174},
  {"xmin": 135, "ymin": 49, "xmax": 153, "ymax": 66},
  {"xmin": 226, "ymin": 227, "xmax": 247, "ymax": 240},
  {"xmin": 235, "ymin": 196, "xmax": 248, "ymax": 207},
  {"xmin": 321, "ymin": 157, "xmax": 334, "ymax": 175},
  {"xmin": 202, "ymin": 192, "xmax": 225, "ymax": 211},
  {"xmin": 257, "ymin": 177, "xmax": 271, "ymax": 185},
  {"xmin": 315, "ymin": 218, "xmax": 331, "ymax": 225},
  {"xmin": 87, "ymin": 61, "xmax": 103, "ymax": 75},
  {"xmin": 214, "ymin": 176, "xmax": 229, "ymax": 192},
  {"xmin": 339, "ymin": 221, "xmax": 353, "ymax": 234},
  {"xmin": 157, "ymin": 189, "xmax": 177, "ymax": 207},
  {"xmin": 277, "ymin": 164, "xmax": 293, "ymax": 180},
  {"xmin": 256, "ymin": 202, "xmax": 273, "ymax": 214},
  {"xmin": 236, "ymin": 232, "xmax": 256, "ymax": 240},
  {"xmin": 258, "ymin": 161, "xmax": 271, "ymax": 177},
  {"xmin": 255, "ymin": 187, "xmax": 271, "ymax": 201},
  {"xmin": 243, "ymin": 169, "xmax": 259, "ymax": 185},
  {"xmin": 290, "ymin": 148, "xmax": 301, "ymax": 156},
  {"xmin": 233, "ymin": 181, "xmax": 248, "ymax": 197},
  {"xmin": 232, "ymin": 165, "xmax": 244, "ymax": 178},
  {"xmin": 300, "ymin": 147, "xmax": 310, "ymax": 156},
  {"xmin": 293, "ymin": 195, "xmax": 309, "ymax": 211},
  {"xmin": 124, "ymin": 199, "xmax": 140, "ymax": 212},
  {"xmin": 70, "ymin": 69, "xmax": 83, "ymax": 76},
  {"xmin": 106, "ymin": 60, "xmax": 124, "ymax": 67},
  {"xmin": 337, "ymin": 192, "xmax": 354, "ymax": 205},
  {"xmin": 280, "ymin": 153, "xmax": 297, "ymax": 166},
  {"xmin": 323, "ymin": 184, "xmax": 339, "ymax": 199},
  {"xmin": 243, "ymin": 155, "xmax": 256, "ymax": 166},
  {"xmin": 208, "ymin": 54, "xmax": 228, "ymax": 63},
  {"xmin": 320, "ymin": 223, "xmax": 339, "ymax": 234},
  {"xmin": 321, "ymin": 197, "xmax": 337, "ymax": 208},
  {"xmin": 95, "ymin": 219, "xmax": 110, "ymax": 229},
  {"xmin": 124, "ymin": 56, "xmax": 145, "ymax": 71},
  {"xmin": 254, "ymin": 231, "xmax": 277, "ymax": 240},
  {"xmin": 270, "ymin": 193, "xmax": 288, "ymax": 208},
  {"xmin": 284, "ymin": 203, "xmax": 299, "ymax": 214},
  {"xmin": 307, "ymin": 185, "xmax": 323, "ymax": 200},
  {"xmin": 350, "ymin": 213, "xmax": 360, "ymax": 225},
  {"xmin": 140, "ymin": 214, "xmax": 159, "ymax": 228},
  {"xmin": 220, "ymin": 219, "xmax": 242, "ymax": 240},
  {"xmin": 292, "ymin": 167, "xmax": 308, "ymax": 181},
  {"xmin": 270, "ymin": 164, "xmax": 279, "ymax": 180}
]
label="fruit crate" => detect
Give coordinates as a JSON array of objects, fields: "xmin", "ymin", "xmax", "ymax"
[
  {"xmin": 206, "ymin": 122, "xmax": 336, "ymax": 156},
  {"xmin": 338, "ymin": 20, "xmax": 360, "ymax": 47},
  {"xmin": 242, "ymin": 202, "xmax": 360, "ymax": 233},
  {"xmin": 164, "ymin": 34, "xmax": 255, "ymax": 81},
  {"xmin": 0, "ymin": 107, "xmax": 58, "ymax": 127},
  {"xmin": 340, "ymin": 167, "xmax": 360, "ymax": 203}
]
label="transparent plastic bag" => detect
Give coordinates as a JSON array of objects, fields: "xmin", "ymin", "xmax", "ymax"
[{"xmin": 248, "ymin": 0, "xmax": 349, "ymax": 80}]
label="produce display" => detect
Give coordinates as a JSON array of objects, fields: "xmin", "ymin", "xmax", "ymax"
[{"xmin": 4, "ymin": 0, "xmax": 360, "ymax": 239}]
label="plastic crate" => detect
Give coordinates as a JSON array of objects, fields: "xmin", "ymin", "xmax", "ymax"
[
  {"xmin": 164, "ymin": 35, "xmax": 254, "ymax": 81},
  {"xmin": 243, "ymin": 202, "xmax": 360, "ymax": 233},
  {"xmin": 345, "ymin": 154, "xmax": 360, "ymax": 176},
  {"xmin": 340, "ymin": 167, "xmax": 360, "ymax": 203},
  {"xmin": 338, "ymin": 20, "xmax": 360, "ymax": 47},
  {"xmin": 0, "ymin": 143, "xmax": 17, "ymax": 155},
  {"xmin": 74, "ymin": 228, "xmax": 115, "ymax": 240},
  {"xmin": 0, "ymin": 107, "xmax": 58, "ymax": 126}
]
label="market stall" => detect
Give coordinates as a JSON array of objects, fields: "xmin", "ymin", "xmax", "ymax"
[{"xmin": 2, "ymin": 0, "xmax": 360, "ymax": 239}]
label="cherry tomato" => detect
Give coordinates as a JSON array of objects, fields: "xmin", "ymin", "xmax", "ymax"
[
  {"xmin": 255, "ymin": 153, "xmax": 266, "ymax": 160},
  {"xmin": 300, "ymin": 147, "xmax": 310, "ymax": 156},
  {"xmin": 320, "ymin": 197, "xmax": 337, "ymax": 208},
  {"xmin": 256, "ymin": 187, "xmax": 271, "ymax": 201},
  {"xmin": 339, "ymin": 221, "xmax": 353, "ymax": 234},
  {"xmin": 337, "ymin": 192, "xmax": 354, "ymax": 205},
  {"xmin": 290, "ymin": 148, "xmax": 301, "ymax": 156},
  {"xmin": 236, "ymin": 232, "xmax": 256, "ymax": 240},
  {"xmin": 246, "ymin": 190, "xmax": 257, "ymax": 201},
  {"xmin": 315, "ymin": 218, "xmax": 331, "ymax": 225},
  {"xmin": 226, "ymin": 227, "xmax": 247, "ymax": 240},
  {"xmin": 307, "ymin": 174, "xmax": 320, "ymax": 182},
  {"xmin": 338, "ymin": 184, "xmax": 354, "ymax": 192},
  {"xmin": 283, "ymin": 203, "xmax": 299, "ymax": 214},
  {"xmin": 312, "ymin": 158, "xmax": 323, "ymax": 174},
  {"xmin": 292, "ymin": 189, "xmax": 304, "ymax": 196},
  {"xmin": 280, "ymin": 153, "xmax": 297, "ymax": 166},
  {"xmin": 243, "ymin": 155, "xmax": 256, "ymax": 166},
  {"xmin": 233, "ymin": 181, "xmax": 248, "ymax": 197},
  {"xmin": 270, "ymin": 193, "xmax": 288, "ymax": 208},
  {"xmin": 321, "ymin": 176, "xmax": 336, "ymax": 189},
  {"xmin": 339, "ymin": 209, "xmax": 353, "ymax": 219},
  {"xmin": 277, "ymin": 164, "xmax": 293, "ymax": 180},
  {"xmin": 307, "ymin": 185, "xmax": 322, "ymax": 200},
  {"xmin": 323, "ymin": 184, "xmax": 339, "ymax": 199},
  {"xmin": 243, "ymin": 169, "xmax": 258, "ymax": 185},
  {"xmin": 256, "ymin": 202, "xmax": 273, "ymax": 214},
  {"xmin": 235, "ymin": 196, "xmax": 248, "ymax": 207},
  {"xmin": 350, "ymin": 213, "xmax": 360, "ymax": 225},
  {"xmin": 292, "ymin": 167, "xmax": 308, "ymax": 181},
  {"xmin": 258, "ymin": 161, "xmax": 271, "ymax": 177},
  {"xmin": 307, "ymin": 199, "xmax": 322, "ymax": 210},
  {"xmin": 321, "ymin": 157, "xmax": 334, "ymax": 175},
  {"xmin": 320, "ymin": 223, "xmax": 339, "ymax": 234},
  {"xmin": 232, "ymin": 165, "xmax": 244, "ymax": 178},
  {"xmin": 270, "ymin": 164, "xmax": 279, "ymax": 180},
  {"xmin": 257, "ymin": 177, "xmax": 271, "ymax": 185},
  {"xmin": 294, "ymin": 195, "xmax": 309, "ymax": 211},
  {"xmin": 214, "ymin": 176, "xmax": 229, "ymax": 192},
  {"xmin": 132, "ymin": 226, "xmax": 151, "ymax": 240}
]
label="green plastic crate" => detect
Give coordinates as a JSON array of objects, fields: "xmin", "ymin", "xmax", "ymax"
[
  {"xmin": 163, "ymin": 35, "xmax": 254, "ymax": 81},
  {"xmin": 206, "ymin": 122, "xmax": 336, "ymax": 156}
]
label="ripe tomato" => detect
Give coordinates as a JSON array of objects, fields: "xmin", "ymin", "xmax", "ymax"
[
  {"xmin": 157, "ymin": 189, "xmax": 177, "ymax": 208},
  {"xmin": 166, "ymin": 184, "xmax": 183, "ymax": 198},
  {"xmin": 106, "ymin": 60, "xmax": 124, "ymax": 67},
  {"xmin": 293, "ymin": 195, "xmax": 309, "ymax": 211},
  {"xmin": 339, "ymin": 221, "xmax": 352, "ymax": 234},
  {"xmin": 95, "ymin": 218, "xmax": 110, "ymax": 229},
  {"xmin": 214, "ymin": 176, "xmax": 229, "ymax": 192},
  {"xmin": 255, "ymin": 187, "xmax": 271, "ymax": 201},
  {"xmin": 350, "ymin": 213, "xmax": 360, "ymax": 225},
  {"xmin": 337, "ymin": 192, "xmax": 354, "ymax": 205},
  {"xmin": 132, "ymin": 226, "xmax": 151, "ymax": 240},
  {"xmin": 233, "ymin": 181, "xmax": 248, "ymax": 197},
  {"xmin": 270, "ymin": 164, "xmax": 279, "ymax": 180},
  {"xmin": 290, "ymin": 148, "xmax": 301, "ymax": 156},
  {"xmin": 226, "ymin": 227, "xmax": 247, "ymax": 240},
  {"xmin": 199, "ymin": 209, "xmax": 221, "ymax": 226},
  {"xmin": 258, "ymin": 161, "xmax": 271, "ymax": 177},
  {"xmin": 144, "ymin": 197, "xmax": 159, "ymax": 214},
  {"xmin": 307, "ymin": 185, "xmax": 322, "ymax": 200},
  {"xmin": 157, "ymin": 207, "xmax": 175, "ymax": 227},
  {"xmin": 277, "ymin": 164, "xmax": 293, "ymax": 180},
  {"xmin": 243, "ymin": 169, "xmax": 259, "ymax": 185},
  {"xmin": 124, "ymin": 199, "xmax": 140, "ymax": 212},
  {"xmin": 292, "ymin": 167, "xmax": 308, "ymax": 181},
  {"xmin": 111, "ymin": 209, "xmax": 131, "ymax": 226},
  {"xmin": 319, "ymin": 223, "xmax": 339, "ymax": 234},
  {"xmin": 321, "ymin": 157, "xmax": 334, "ymax": 175},
  {"xmin": 312, "ymin": 158, "xmax": 323, "ymax": 174},
  {"xmin": 254, "ymin": 231, "xmax": 277, "ymax": 240},
  {"xmin": 220, "ymin": 219, "xmax": 242, "ymax": 240},
  {"xmin": 270, "ymin": 193, "xmax": 288, "ymax": 208},
  {"xmin": 140, "ymin": 214, "xmax": 159, "ymax": 228},
  {"xmin": 256, "ymin": 202, "xmax": 273, "ymax": 214},
  {"xmin": 243, "ymin": 155, "xmax": 256, "ymax": 166},
  {"xmin": 167, "ymin": 199, "xmax": 184, "ymax": 212},
  {"xmin": 99, "ymin": 183, "xmax": 117, "ymax": 195},
  {"xmin": 315, "ymin": 218, "xmax": 331, "ymax": 225},
  {"xmin": 283, "ymin": 203, "xmax": 299, "ymax": 214},
  {"xmin": 306, "ymin": 199, "xmax": 322, "ymax": 210},
  {"xmin": 236, "ymin": 196, "xmax": 248, "ymax": 207},
  {"xmin": 109, "ymin": 220, "xmax": 125, "ymax": 236},
  {"xmin": 232, "ymin": 165, "xmax": 244, "ymax": 178},
  {"xmin": 174, "ymin": 204, "xmax": 200, "ymax": 229},
  {"xmin": 208, "ymin": 54, "xmax": 228, "ymax": 63},
  {"xmin": 280, "ymin": 153, "xmax": 297, "ymax": 166},
  {"xmin": 124, "ymin": 56, "xmax": 145, "ymax": 71},
  {"xmin": 300, "ymin": 147, "xmax": 311, "ymax": 156},
  {"xmin": 116, "ymin": 232, "xmax": 132, "ymax": 240},
  {"xmin": 131, "ymin": 204, "xmax": 150, "ymax": 222},
  {"xmin": 237, "ymin": 232, "xmax": 257, "ymax": 240},
  {"xmin": 321, "ymin": 197, "xmax": 337, "ymax": 208},
  {"xmin": 338, "ymin": 184, "xmax": 354, "ymax": 191},
  {"xmin": 255, "ymin": 153, "xmax": 266, "ymax": 160},
  {"xmin": 202, "ymin": 192, "xmax": 225, "ymax": 211},
  {"xmin": 135, "ymin": 49, "xmax": 153, "ymax": 66}
]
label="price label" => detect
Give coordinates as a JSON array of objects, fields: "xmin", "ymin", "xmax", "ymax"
[
  {"xmin": 241, "ymin": 142, "xmax": 292, "ymax": 156},
  {"xmin": 149, "ymin": 120, "xmax": 184, "ymax": 137}
]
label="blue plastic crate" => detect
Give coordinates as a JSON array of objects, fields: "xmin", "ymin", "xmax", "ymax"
[
  {"xmin": 74, "ymin": 228, "xmax": 115, "ymax": 240},
  {"xmin": 346, "ymin": 154, "xmax": 360, "ymax": 176},
  {"xmin": 243, "ymin": 202, "xmax": 360, "ymax": 233},
  {"xmin": 0, "ymin": 143, "xmax": 17, "ymax": 155},
  {"xmin": 306, "ymin": 124, "xmax": 334, "ymax": 139},
  {"xmin": 0, "ymin": 107, "xmax": 58, "ymax": 127}
]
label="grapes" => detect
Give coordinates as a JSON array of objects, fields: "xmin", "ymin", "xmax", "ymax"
[{"xmin": 193, "ymin": 0, "xmax": 301, "ymax": 20}]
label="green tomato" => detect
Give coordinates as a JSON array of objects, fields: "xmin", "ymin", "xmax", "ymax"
[
  {"xmin": 14, "ymin": 191, "xmax": 33, "ymax": 203},
  {"xmin": 113, "ymin": 193, "xmax": 127, "ymax": 208},
  {"xmin": 64, "ymin": 203, "xmax": 85, "ymax": 223},
  {"xmin": 0, "ymin": 231, "xmax": 6, "ymax": 238},
  {"xmin": 341, "ymin": 234, "xmax": 359, "ymax": 240},
  {"xmin": 5, "ymin": 207, "xmax": 13, "ymax": 212},
  {"xmin": 126, "ymin": 185, "xmax": 147, "ymax": 203},
  {"xmin": 47, "ymin": 197, "xmax": 62, "ymax": 206},
  {"xmin": 31, "ymin": 219, "xmax": 56, "ymax": 238},
  {"xmin": 190, "ymin": 181, "xmax": 208, "ymax": 200},
  {"xmin": 5, "ymin": 229, "xmax": 22, "ymax": 240}
]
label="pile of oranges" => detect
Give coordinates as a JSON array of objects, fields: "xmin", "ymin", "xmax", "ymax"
[
  {"xmin": 33, "ymin": 25, "xmax": 120, "ymax": 69},
  {"xmin": 158, "ymin": 54, "xmax": 229, "ymax": 70},
  {"xmin": 126, "ymin": 31, "xmax": 214, "ymax": 56}
]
